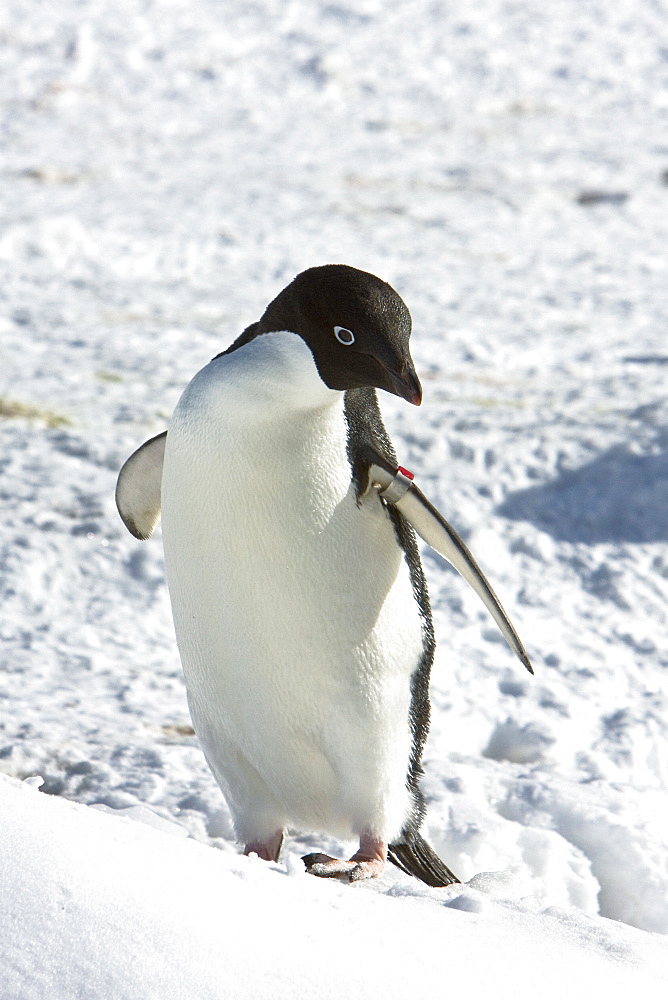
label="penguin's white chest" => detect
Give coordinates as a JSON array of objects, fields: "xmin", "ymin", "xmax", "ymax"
[{"xmin": 160, "ymin": 332, "xmax": 423, "ymax": 842}]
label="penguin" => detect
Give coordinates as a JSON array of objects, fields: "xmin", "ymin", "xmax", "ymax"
[{"xmin": 116, "ymin": 264, "xmax": 532, "ymax": 886}]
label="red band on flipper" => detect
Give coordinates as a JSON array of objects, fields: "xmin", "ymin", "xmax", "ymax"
[{"xmin": 378, "ymin": 466, "xmax": 415, "ymax": 504}]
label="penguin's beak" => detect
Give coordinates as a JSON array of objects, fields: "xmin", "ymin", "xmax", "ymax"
[{"xmin": 388, "ymin": 364, "xmax": 422, "ymax": 406}]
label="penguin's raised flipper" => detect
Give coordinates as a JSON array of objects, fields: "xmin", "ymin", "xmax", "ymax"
[
  {"xmin": 115, "ymin": 431, "xmax": 167, "ymax": 540},
  {"xmin": 369, "ymin": 463, "xmax": 534, "ymax": 674}
]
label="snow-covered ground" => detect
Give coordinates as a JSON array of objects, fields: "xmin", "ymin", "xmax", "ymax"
[{"xmin": 1, "ymin": 0, "xmax": 667, "ymax": 995}]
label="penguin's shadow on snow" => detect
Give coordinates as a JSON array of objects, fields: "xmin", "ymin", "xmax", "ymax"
[{"xmin": 496, "ymin": 443, "xmax": 668, "ymax": 544}]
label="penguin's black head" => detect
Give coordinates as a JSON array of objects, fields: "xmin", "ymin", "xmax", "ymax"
[{"xmin": 251, "ymin": 264, "xmax": 422, "ymax": 405}]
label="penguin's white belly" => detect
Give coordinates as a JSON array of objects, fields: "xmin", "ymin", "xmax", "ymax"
[{"xmin": 161, "ymin": 334, "xmax": 423, "ymax": 843}]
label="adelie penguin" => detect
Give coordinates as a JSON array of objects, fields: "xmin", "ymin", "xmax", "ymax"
[{"xmin": 116, "ymin": 264, "xmax": 533, "ymax": 886}]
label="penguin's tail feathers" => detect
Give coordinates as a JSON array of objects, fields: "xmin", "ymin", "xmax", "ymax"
[{"xmin": 387, "ymin": 835, "xmax": 460, "ymax": 887}]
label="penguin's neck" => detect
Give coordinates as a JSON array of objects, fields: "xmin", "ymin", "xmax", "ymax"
[
  {"xmin": 170, "ymin": 330, "xmax": 351, "ymax": 517},
  {"xmin": 203, "ymin": 330, "xmax": 342, "ymax": 420}
]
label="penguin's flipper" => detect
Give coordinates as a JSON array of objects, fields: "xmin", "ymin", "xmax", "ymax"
[
  {"xmin": 369, "ymin": 463, "xmax": 533, "ymax": 674},
  {"xmin": 115, "ymin": 431, "xmax": 167, "ymax": 540},
  {"xmin": 388, "ymin": 835, "xmax": 460, "ymax": 887}
]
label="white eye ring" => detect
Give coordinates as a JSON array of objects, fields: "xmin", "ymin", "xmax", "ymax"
[{"xmin": 334, "ymin": 326, "xmax": 355, "ymax": 345}]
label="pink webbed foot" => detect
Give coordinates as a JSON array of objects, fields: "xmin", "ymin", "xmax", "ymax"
[
  {"xmin": 302, "ymin": 835, "xmax": 387, "ymax": 882},
  {"xmin": 244, "ymin": 830, "xmax": 284, "ymax": 863}
]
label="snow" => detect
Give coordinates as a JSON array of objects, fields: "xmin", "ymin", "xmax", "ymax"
[
  {"xmin": 2, "ymin": 774, "xmax": 667, "ymax": 1000},
  {"xmin": 1, "ymin": 0, "xmax": 668, "ymax": 995}
]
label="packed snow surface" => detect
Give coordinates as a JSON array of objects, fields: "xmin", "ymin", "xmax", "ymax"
[
  {"xmin": 1, "ymin": 0, "xmax": 668, "ymax": 996},
  {"xmin": 3, "ymin": 774, "xmax": 667, "ymax": 1000}
]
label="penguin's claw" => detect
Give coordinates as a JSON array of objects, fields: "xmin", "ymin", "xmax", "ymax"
[{"xmin": 302, "ymin": 853, "xmax": 385, "ymax": 881}]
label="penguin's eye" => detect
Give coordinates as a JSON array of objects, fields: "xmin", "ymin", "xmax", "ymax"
[{"xmin": 334, "ymin": 326, "xmax": 355, "ymax": 346}]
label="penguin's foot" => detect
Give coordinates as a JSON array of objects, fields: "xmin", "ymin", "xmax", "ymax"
[
  {"xmin": 302, "ymin": 854, "xmax": 385, "ymax": 881},
  {"xmin": 302, "ymin": 836, "xmax": 387, "ymax": 882},
  {"xmin": 244, "ymin": 830, "xmax": 284, "ymax": 863}
]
